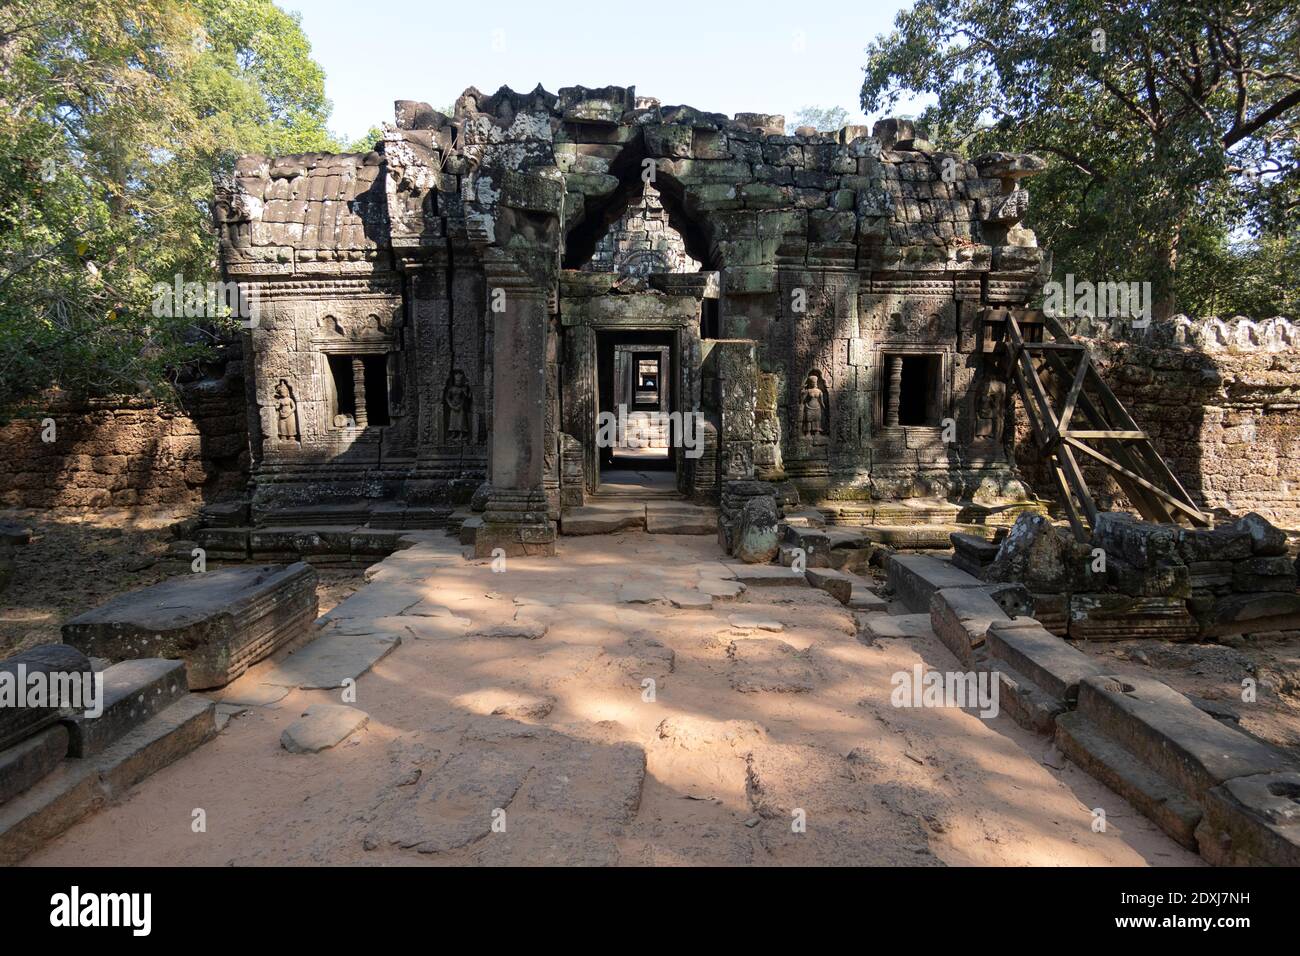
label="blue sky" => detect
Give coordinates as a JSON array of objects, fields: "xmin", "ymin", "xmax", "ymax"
[{"xmin": 284, "ymin": 0, "xmax": 919, "ymax": 143}]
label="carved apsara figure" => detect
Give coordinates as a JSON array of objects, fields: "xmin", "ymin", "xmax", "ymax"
[
  {"xmin": 274, "ymin": 379, "xmax": 299, "ymax": 441},
  {"xmin": 444, "ymin": 369, "xmax": 472, "ymax": 444},
  {"xmin": 800, "ymin": 372, "xmax": 828, "ymax": 437}
]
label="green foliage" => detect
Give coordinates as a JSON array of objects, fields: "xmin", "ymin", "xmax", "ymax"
[
  {"xmin": 791, "ymin": 105, "xmax": 851, "ymax": 133},
  {"xmin": 0, "ymin": 0, "xmax": 337, "ymax": 415},
  {"xmin": 861, "ymin": 0, "xmax": 1299, "ymax": 318}
]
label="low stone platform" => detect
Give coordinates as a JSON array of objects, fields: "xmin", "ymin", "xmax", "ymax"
[
  {"xmin": 887, "ymin": 553, "xmax": 986, "ymax": 613},
  {"xmin": 1055, "ymin": 674, "xmax": 1297, "ymax": 850},
  {"xmin": 982, "ymin": 619, "xmax": 1106, "ymax": 733},
  {"xmin": 62, "ymin": 563, "xmax": 319, "ymax": 689},
  {"xmin": 561, "ymin": 500, "xmax": 717, "ymax": 536}
]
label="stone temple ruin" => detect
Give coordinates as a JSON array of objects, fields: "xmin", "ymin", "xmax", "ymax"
[
  {"xmin": 212, "ymin": 84, "xmax": 1052, "ymax": 557},
  {"xmin": 2, "ymin": 84, "xmax": 1298, "ymax": 868}
]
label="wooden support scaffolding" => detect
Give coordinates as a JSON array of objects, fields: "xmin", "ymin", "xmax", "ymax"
[{"xmin": 980, "ymin": 307, "xmax": 1211, "ymax": 541}]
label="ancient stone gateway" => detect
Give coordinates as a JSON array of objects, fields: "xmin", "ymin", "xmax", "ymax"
[{"xmin": 215, "ymin": 84, "xmax": 1050, "ymax": 558}]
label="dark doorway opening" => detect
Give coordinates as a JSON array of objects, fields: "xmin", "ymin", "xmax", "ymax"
[
  {"xmin": 898, "ymin": 354, "xmax": 941, "ymax": 426},
  {"xmin": 596, "ymin": 328, "xmax": 677, "ymax": 479}
]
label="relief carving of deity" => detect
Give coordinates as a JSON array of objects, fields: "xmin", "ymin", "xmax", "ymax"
[
  {"xmin": 274, "ymin": 379, "xmax": 299, "ymax": 442},
  {"xmin": 444, "ymin": 369, "xmax": 472, "ymax": 444},
  {"xmin": 799, "ymin": 372, "xmax": 829, "ymax": 437}
]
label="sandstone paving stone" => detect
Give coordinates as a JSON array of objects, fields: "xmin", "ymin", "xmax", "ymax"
[
  {"xmin": 857, "ymin": 612, "xmax": 935, "ymax": 641},
  {"xmin": 377, "ymin": 748, "xmax": 532, "ymax": 854},
  {"xmin": 259, "ymin": 629, "xmax": 401, "ymax": 689},
  {"xmin": 468, "ymin": 622, "xmax": 548, "ymax": 640},
  {"xmin": 805, "ymin": 567, "xmax": 853, "ymax": 604},
  {"xmin": 210, "ymin": 681, "xmax": 289, "ymax": 707},
  {"xmin": 929, "ymin": 586, "xmax": 1008, "ymax": 667},
  {"xmin": 697, "ymin": 577, "xmax": 746, "ymax": 600},
  {"xmin": 720, "ymin": 563, "xmax": 809, "ymax": 587},
  {"xmin": 666, "ymin": 588, "xmax": 713, "ymax": 610},
  {"xmin": 280, "ymin": 703, "xmax": 370, "ymax": 754},
  {"xmin": 618, "ymin": 583, "xmax": 664, "ymax": 604},
  {"xmin": 0, "ymin": 643, "xmax": 92, "ymax": 750},
  {"xmin": 727, "ymin": 613, "xmax": 784, "ymax": 632}
]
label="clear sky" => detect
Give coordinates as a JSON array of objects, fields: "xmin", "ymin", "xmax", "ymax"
[{"xmin": 284, "ymin": 0, "xmax": 920, "ymax": 144}]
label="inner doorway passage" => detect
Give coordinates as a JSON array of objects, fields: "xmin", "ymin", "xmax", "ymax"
[{"xmin": 596, "ymin": 329, "xmax": 676, "ymax": 480}]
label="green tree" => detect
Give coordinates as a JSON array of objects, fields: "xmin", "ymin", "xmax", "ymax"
[
  {"xmin": 0, "ymin": 0, "xmax": 337, "ymax": 414},
  {"xmin": 861, "ymin": 0, "xmax": 1300, "ymax": 317},
  {"xmin": 791, "ymin": 105, "xmax": 851, "ymax": 133}
]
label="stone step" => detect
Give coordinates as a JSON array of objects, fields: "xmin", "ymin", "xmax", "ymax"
[
  {"xmin": 0, "ymin": 726, "xmax": 68, "ymax": 807},
  {"xmin": 561, "ymin": 502, "xmax": 647, "ymax": 535},
  {"xmin": 929, "ymin": 586, "xmax": 1009, "ymax": 667},
  {"xmin": 0, "ymin": 694, "xmax": 216, "ymax": 864},
  {"xmin": 1197, "ymin": 771, "xmax": 1300, "ymax": 866},
  {"xmin": 63, "ymin": 659, "xmax": 189, "ymax": 758},
  {"xmin": 645, "ymin": 502, "xmax": 716, "ymax": 535},
  {"xmin": 1074, "ymin": 675, "xmax": 1294, "ymax": 799},
  {"xmin": 1055, "ymin": 709, "xmax": 1204, "ymax": 848},
  {"xmin": 887, "ymin": 553, "xmax": 985, "ymax": 613},
  {"xmin": 719, "ymin": 563, "xmax": 810, "ymax": 587}
]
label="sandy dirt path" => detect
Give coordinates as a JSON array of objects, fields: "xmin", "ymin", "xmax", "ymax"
[{"xmin": 28, "ymin": 532, "xmax": 1199, "ymax": 866}]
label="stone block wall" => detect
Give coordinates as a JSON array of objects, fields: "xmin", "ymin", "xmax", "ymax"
[
  {"xmin": 1015, "ymin": 315, "xmax": 1300, "ymax": 528},
  {"xmin": 0, "ymin": 357, "xmax": 248, "ymax": 510}
]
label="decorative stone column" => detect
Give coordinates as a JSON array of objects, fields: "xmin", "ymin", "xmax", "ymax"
[
  {"xmin": 885, "ymin": 355, "xmax": 902, "ymax": 428},
  {"xmin": 474, "ymin": 263, "xmax": 556, "ymax": 557},
  {"xmin": 351, "ymin": 357, "xmax": 368, "ymax": 428}
]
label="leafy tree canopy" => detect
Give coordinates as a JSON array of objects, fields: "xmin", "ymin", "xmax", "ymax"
[
  {"xmin": 861, "ymin": 0, "xmax": 1299, "ymax": 317},
  {"xmin": 0, "ymin": 0, "xmax": 338, "ymax": 414}
]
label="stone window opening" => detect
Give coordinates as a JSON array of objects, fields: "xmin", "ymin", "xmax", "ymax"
[
  {"xmin": 326, "ymin": 353, "xmax": 391, "ymax": 429},
  {"xmin": 884, "ymin": 353, "xmax": 943, "ymax": 427},
  {"xmin": 701, "ymin": 298, "xmax": 720, "ymax": 339}
]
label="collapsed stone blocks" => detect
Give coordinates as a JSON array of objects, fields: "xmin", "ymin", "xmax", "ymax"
[
  {"xmin": 62, "ymin": 563, "xmax": 319, "ymax": 689},
  {"xmin": 0, "ymin": 644, "xmax": 217, "ymax": 864}
]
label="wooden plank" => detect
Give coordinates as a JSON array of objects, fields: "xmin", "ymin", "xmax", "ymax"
[{"xmin": 1064, "ymin": 438, "xmax": 1206, "ymax": 522}]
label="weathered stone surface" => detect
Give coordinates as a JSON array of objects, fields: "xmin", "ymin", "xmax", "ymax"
[
  {"xmin": 720, "ymin": 563, "xmax": 808, "ymax": 587},
  {"xmin": 1067, "ymin": 593, "xmax": 1198, "ymax": 641},
  {"xmin": 1200, "ymin": 592, "xmax": 1300, "ymax": 638},
  {"xmin": 805, "ymin": 567, "xmax": 853, "ymax": 604},
  {"xmin": 259, "ymin": 627, "xmax": 399, "ymax": 689},
  {"xmin": 857, "ymin": 612, "xmax": 934, "ymax": 641},
  {"xmin": 929, "ymin": 587, "xmax": 1008, "ymax": 666},
  {"xmin": 734, "ymin": 495, "xmax": 780, "ymax": 564},
  {"xmin": 888, "ymin": 553, "xmax": 984, "ymax": 613},
  {"xmin": 0, "ymin": 725, "xmax": 68, "ymax": 806},
  {"xmin": 281, "ymin": 703, "xmax": 370, "ymax": 753},
  {"xmin": 0, "ymin": 643, "xmax": 92, "ymax": 751},
  {"xmin": 728, "ymin": 638, "xmax": 818, "ymax": 693},
  {"xmin": 985, "ymin": 619, "xmax": 1103, "ymax": 705},
  {"xmin": 62, "ymin": 658, "xmax": 188, "ymax": 758},
  {"xmin": 0, "ymin": 693, "xmax": 216, "ymax": 864},
  {"xmin": 1197, "ymin": 771, "xmax": 1300, "ymax": 866},
  {"xmin": 985, "ymin": 513, "xmax": 1096, "ymax": 592},
  {"xmin": 1228, "ymin": 512, "xmax": 1288, "ymax": 556},
  {"xmin": 1056, "ymin": 673, "xmax": 1296, "ymax": 847},
  {"xmin": 62, "ymin": 563, "xmax": 319, "ymax": 690},
  {"xmin": 561, "ymin": 502, "xmax": 645, "ymax": 535}
]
